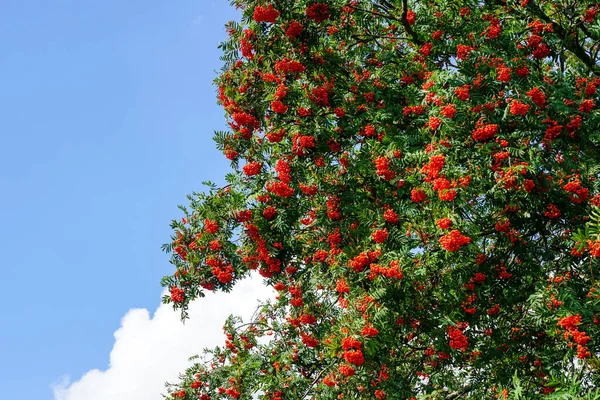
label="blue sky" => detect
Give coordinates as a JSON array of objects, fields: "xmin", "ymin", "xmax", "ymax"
[{"xmin": 0, "ymin": 2, "xmax": 254, "ymax": 398}]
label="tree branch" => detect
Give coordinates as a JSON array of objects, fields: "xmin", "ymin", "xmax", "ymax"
[
  {"xmin": 526, "ymin": 1, "xmax": 599, "ymax": 75},
  {"xmin": 400, "ymin": 0, "xmax": 423, "ymax": 46},
  {"xmin": 446, "ymin": 385, "xmax": 472, "ymax": 399},
  {"xmin": 485, "ymin": 0, "xmax": 599, "ymax": 75}
]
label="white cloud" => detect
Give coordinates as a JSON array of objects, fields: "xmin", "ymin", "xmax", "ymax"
[{"xmin": 53, "ymin": 274, "xmax": 273, "ymax": 400}]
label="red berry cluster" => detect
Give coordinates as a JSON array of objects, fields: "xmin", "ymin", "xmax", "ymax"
[
  {"xmin": 447, "ymin": 323, "xmax": 468, "ymax": 351},
  {"xmin": 439, "ymin": 230, "xmax": 471, "ymax": 251},
  {"xmin": 306, "ymin": 3, "xmax": 330, "ymax": 23},
  {"xmin": 472, "ymin": 123, "xmax": 498, "ymax": 141},
  {"xmin": 253, "ymin": 5, "xmax": 280, "ymax": 23},
  {"xmin": 557, "ymin": 315, "xmax": 591, "ymax": 359}
]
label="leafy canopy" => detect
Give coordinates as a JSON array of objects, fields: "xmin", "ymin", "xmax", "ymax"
[{"xmin": 162, "ymin": 0, "xmax": 600, "ymax": 398}]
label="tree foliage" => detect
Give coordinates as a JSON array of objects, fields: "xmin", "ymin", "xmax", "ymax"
[{"xmin": 161, "ymin": 0, "xmax": 600, "ymax": 398}]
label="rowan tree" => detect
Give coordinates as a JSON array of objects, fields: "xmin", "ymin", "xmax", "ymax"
[{"xmin": 161, "ymin": 0, "xmax": 600, "ymax": 398}]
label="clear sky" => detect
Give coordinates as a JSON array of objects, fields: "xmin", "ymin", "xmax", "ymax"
[{"xmin": 0, "ymin": 2, "xmax": 261, "ymax": 399}]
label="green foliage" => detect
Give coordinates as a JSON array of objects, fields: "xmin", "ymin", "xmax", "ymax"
[{"xmin": 161, "ymin": 0, "xmax": 600, "ymax": 398}]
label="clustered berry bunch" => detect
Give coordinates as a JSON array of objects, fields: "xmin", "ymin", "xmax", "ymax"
[{"xmin": 162, "ymin": 0, "xmax": 600, "ymax": 399}]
